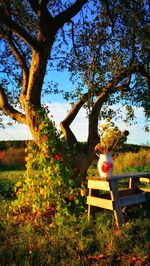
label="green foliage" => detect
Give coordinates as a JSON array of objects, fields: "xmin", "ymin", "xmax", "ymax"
[
  {"xmin": 65, "ymin": 0, "xmax": 149, "ymax": 118},
  {"xmin": 0, "ymin": 178, "xmax": 16, "ymax": 199},
  {"xmin": 11, "ymin": 110, "xmax": 86, "ymax": 221},
  {"xmin": 0, "ymin": 171, "xmax": 25, "ymax": 198}
]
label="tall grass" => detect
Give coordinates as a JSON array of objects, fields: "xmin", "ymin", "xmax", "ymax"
[{"xmin": 114, "ymin": 149, "xmax": 150, "ymax": 174}]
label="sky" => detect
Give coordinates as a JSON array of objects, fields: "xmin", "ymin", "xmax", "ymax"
[
  {"xmin": 0, "ymin": 3, "xmax": 149, "ymax": 146},
  {"xmin": 0, "ymin": 69, "xmax": 150, "ymax": 145},
  {"xmin": 0, "ymin": 101, "xmax": 150, "ymax": 145},
  {"xmin": 0, "ymin": 71, "xmax": 150, "ymax": 145}
]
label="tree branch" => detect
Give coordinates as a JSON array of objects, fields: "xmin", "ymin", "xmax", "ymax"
[
  {"xmin": 0, "ymin": 86, "xmax": 27, "ymax": 124},
  {"xmin": 70, "ymin": 20, "xmax": 78, "ymax": 58},
  {"xmin": 86, "ymin": 63, "xmax": 149, "ymax": 150},
  {"xmin": 28, "ymin": 0, "xmax": 39, "ymax": 14},
  {"xmin": 40, "ymin": 0, "xmax": 49, "ymax": 8},
  {"xmin": 54, "ymin": 0, "xmax": 88, "ymax": 28},
  {"xmin": 28, "ymin": 0, "xmax": 53, "ymax": 40},
  {"xmin": 135, "ymin": 65, "xmax": 150, "ymax": 85},
  {"xmin": 0, "ymin": 6, "xmax": 39, "ymax": 49},
  {"xmin": 7, "ymin": 37, "xmax": 29, "ymax": 105},
  {"xmin": 61, "ymin": 93, "xmax": 88, "ymax": 126},
  {"xmin": 87, "ymin": 92, "xmax": 108, "ymax": 149},
  {"xmin": 87, "ymin": 66, "xmax": 136, "ymax": 149},
  {"xmin": 60, "ymin": 93, "xmax": 88, "ymax": 144}
]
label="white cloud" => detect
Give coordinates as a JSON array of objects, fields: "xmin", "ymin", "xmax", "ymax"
[
  {"xmin": 49, "ymin": 102, "xmax": 88, "ymax": 141},
  {"xmin": 0, "ymin": 124, "xmax": 32, "ymax": 141}
]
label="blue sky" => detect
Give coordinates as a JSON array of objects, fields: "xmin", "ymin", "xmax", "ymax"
[
  {"xmin": 0, "ymin": 3, "xmax": 149, "ymax": 146},
  {"xmin": 0, "ymin": 69, "xmax": 150, "ymax": 145}
]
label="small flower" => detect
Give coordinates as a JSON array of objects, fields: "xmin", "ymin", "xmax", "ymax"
[
  {"xmin": 44, "ymin": 207, "xmax": 55, "ymax": 218},
  {"xmin": 43, "ymin": 151, "xmax": 47, "ymax": 157},
  {"xmin": 80, "ymin": 188, "xmax": 86, "ymax": 197},
  {"xmin": 52, "ymin": 154, "xmax": 62, "ymax": 161},
  {"xmin": 0, "ymin": 151, "xmax": 4, "ymax": 160},
  {"xmin": 67, "ymin": 195, "xmax": 73, "ymax": 201},
  {"xmin": 101, "ymin": 124, "xmax": 107, "ymax": 131},
  {"xmin": 42, "ymin": 135, "xmax": 49, "ymax": 141},
  {"xmin": 105, "ymin": 117, "xmax": 110, "ymax": 123},
  {"xmin": 24, "ymin": 156, "xmax": 28, "ymax": 162}
]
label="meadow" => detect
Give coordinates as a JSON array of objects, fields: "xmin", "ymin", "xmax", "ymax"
[{"xmin": 0, "ymin": 148, "xmax": 150, "ymax": 265}]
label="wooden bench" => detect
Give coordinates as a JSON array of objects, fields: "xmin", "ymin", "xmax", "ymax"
[{"xmin": 87, "ymin": 172, "xmax": 150, "ymax": 228}]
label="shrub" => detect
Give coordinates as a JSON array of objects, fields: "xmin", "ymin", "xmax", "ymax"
[{"xmin": 11, "ymin": 111, "xmax": 86, "ymax": 222}]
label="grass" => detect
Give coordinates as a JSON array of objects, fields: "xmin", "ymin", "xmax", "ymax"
[
  {"xmin": 0, "ymin": 170, "xmax": 25, "ymax": 198},
  {"xmin": 0, "ymin": 204, "xmax": 150, "ymax": 266},
  {"xmin": 0, "ymin": 149, "xmax": 150, "ymax": 266}
]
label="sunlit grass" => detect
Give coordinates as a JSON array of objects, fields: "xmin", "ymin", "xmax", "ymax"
[
  {"xmin": 0, "ymin": 209, "xmax": 149, "ymax": 266},
  {"xmin": 0, "ymin": 150, "xmax": 150, "ymax": 265},
  {"xmin": 114, "ymin": 149, "xmax": 150, "ymax": 174}
]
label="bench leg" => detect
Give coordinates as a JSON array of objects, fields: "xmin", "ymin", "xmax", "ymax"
[
  {"xmin": 113, "ymin": 202, "xmax": 124, "ymax": 228},
  {"xmin": 110, "ymin": 181, "xmax": 124, "ymax": 228},
  {"xmin": 129, "ymin": 177, "xmax": 140, "ymax": 189}
]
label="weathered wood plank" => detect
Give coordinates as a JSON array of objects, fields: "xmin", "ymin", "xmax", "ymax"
[
  {"xmin": 87, "ymin": 196, "xmax": 113, "ymax": 210},
  {"xmin": 120, "ymin": 192, "xmax": 146, "ymax": 207},
  {"xmin": 119, "ymin": 188, "xmax": 140, "ymax": 197},
  {"xmin": 140, "ymin": 188, "xmax": 150, "ymax": 192},
  {"xmin": 87, "ymin": 172, "xmax": 150, "ymax": 228},
  {"xmin": 88, "ymin": 179, "xmax": 110, "ymax": 191},
  {"xmin": 140, "ymin": 177, "xmax": 150, "ymax": 183},
  {"xmin": 87, "ymin": 172, "xmax": 150, "ymax": 182},
  {"xmin": 87, "ymin": 176, "xmax": 107, "ymax": 181}
]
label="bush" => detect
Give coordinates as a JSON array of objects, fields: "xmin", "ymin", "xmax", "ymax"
[{"xmin": 11, "ymin": 115, "xmax": 86, "ymax": 221}]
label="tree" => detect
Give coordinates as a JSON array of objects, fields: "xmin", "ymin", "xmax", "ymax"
[{"xmin": 0, "ymin": 0, "xmax": 149, "ymax": 181}]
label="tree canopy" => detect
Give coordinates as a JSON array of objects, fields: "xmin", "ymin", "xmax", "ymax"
[{"xmin": 0, "ymin": 0, "xmax": 149, "ymax": 176}]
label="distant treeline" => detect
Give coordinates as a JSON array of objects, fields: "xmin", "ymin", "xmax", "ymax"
[
  {"xmin": 0, "ymin": 140, "xmax": 26, "ymax": 151},
  {"xmin": 0, "ymin": 140, "xmax": 150, "ymax": 152},
  {"xmin": 120, "ymin": 143, "xmax": 150, "ymax": 153}
]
